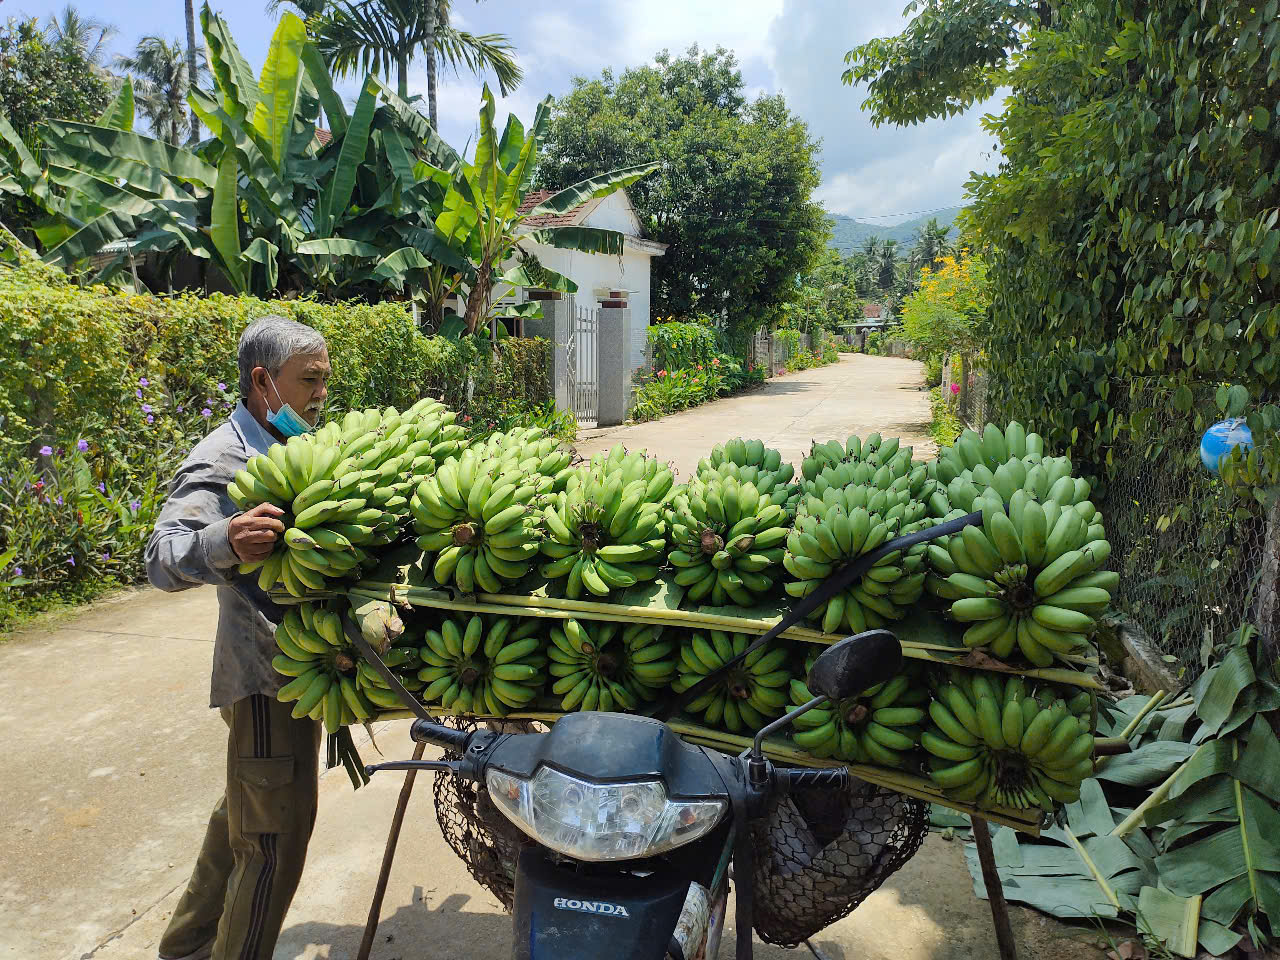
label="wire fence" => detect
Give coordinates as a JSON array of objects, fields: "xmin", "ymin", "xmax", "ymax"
[{"xmin": 957, "ymin": 363, "xmax": 1275, "ymax": 680}]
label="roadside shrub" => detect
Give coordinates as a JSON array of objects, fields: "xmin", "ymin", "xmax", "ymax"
[
  {"xmin": 0, "ymin": 259, "xmax": 553, "ymax": 628},
  {"xmin": 928, "ymin": 386, "xmax": 963, "ymax": 447},
  {"xmin": 648, "ymin": 319, "xmax": 718, "ymax": 372}
]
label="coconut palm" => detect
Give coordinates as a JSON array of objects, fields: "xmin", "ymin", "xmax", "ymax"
[
  {"xmin": 910, "ymin": 217, "xmax": 952, "ymax": 274},
  {"xmin": 115, "ymin": 37, "xmax": 206, "ymax": 146},
  {"xmin": 43, "ymin": 5, "xmax": 116, "ymax": 66},
  {"xmin": 309, "ymin": 0, "xmax": 521, "ymax": 128},
  {"xmin": 184, "ymin": 0, "xmax": 200, "ymax": 143},
  {"xmin": 875, "ymin": 239, "xmax": 899, "ymax": 293}
]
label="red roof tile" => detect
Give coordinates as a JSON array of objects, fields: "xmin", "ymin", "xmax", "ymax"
[
  {"xmin": 863, "ymin": 303, "xmax": 883, "ymax": 318},
  {"xmin": 315, "ymin": 128, "xmax": 333, "ymax": 146},
  {"xmin": 517, "ymin": 189, "xmax": 593, "ymax": 227}
]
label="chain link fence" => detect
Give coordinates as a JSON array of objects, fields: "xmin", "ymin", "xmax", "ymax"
[{"xmin": 1096, "ymin": 379, "xmax": 1274, "ymax": 679}]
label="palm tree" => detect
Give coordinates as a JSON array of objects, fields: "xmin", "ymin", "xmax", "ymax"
[
  {"xmin": 875, "ymin": 239, "xmax": 898, "ymax": 294},
  {"xmin": 116, "ymin": 37, "xmax": 206, "ymax": 146},
  {"xmin": 43, "ymin": 5, "xmax": 116, "ymax": 66},
  {"xmin": 910, "ymin": 218, "xmax": 952, "ymax": 274},
  {"xmin": 309, "ymin": 0, "xmax": 521, "ymax": 128},
  {"xmin": 184, "ymin": 0, "xmax": 199, "ymax": 143}
]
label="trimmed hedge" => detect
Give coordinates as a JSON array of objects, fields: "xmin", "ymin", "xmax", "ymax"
[{"xmin": 0, "ymin": 259, "xmax": 553, "ymax": 624}]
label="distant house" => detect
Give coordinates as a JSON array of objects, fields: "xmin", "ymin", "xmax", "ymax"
[{"xmin": 511, "ymin": 189, "xmax": 667, "ymax": 371}]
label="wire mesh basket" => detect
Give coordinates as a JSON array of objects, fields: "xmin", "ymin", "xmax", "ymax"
[
  {"xmin": 431, "ymin": 719, "xmax": 538, "ymax": 910},
  {"xmin": 748, "ymin": 777, "xmax": 929, "ymax": 947}
]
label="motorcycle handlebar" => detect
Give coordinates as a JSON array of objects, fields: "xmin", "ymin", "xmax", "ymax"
[
  {"xmin": 409, "ymin": 718, "xmax": 471, "ymax": 752},
  {"xmin": 781, "ymin": 767, "xmax": 850, "ymax": 792}
]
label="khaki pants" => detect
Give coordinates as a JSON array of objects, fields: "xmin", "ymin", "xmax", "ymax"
[{"xmin": 159, "ymin": 694, "xmax": 322, "ymax": 960}]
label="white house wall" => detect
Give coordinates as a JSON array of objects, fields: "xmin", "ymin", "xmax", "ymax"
[
  {"xmin": 519, "ymin": 241, "xmax": 653, "ymax": 372},
  {"xmin": 579, "ymin": 192, "xmax": 643, "ymax": 235}
]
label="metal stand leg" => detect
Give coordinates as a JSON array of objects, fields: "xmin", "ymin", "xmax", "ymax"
[
  {"xmin": 357, "ymin": 740, "xmax": 427, "ymax": 960},
  {"xmin": 972, "ymin": 817, "xmax": 1019, "ymax": 960}
]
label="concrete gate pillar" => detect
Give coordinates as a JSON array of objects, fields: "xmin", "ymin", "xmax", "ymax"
[
  {"xmin": 597, "ymin": 306, "xmax": 631, "ymax": 427},
  {"xmin": 523, "ymin": 298, "xmax": 572, "ymax": 413}
]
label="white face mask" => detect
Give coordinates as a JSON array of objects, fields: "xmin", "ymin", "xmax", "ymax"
[{"xmin": 265, "ymin": 370, "xmax": 315, "ymax": 437}]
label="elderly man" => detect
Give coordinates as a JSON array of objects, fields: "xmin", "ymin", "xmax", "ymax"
[{"xmin": 146, "ymin": 316, "xmax": 331, "ymax": 960}]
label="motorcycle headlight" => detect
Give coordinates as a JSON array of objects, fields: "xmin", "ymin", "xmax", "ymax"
[{"xmin": 486, "ymin": 766, "xmax": 726, "ymax": 862}]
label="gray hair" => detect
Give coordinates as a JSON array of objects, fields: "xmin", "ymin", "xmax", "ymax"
[{"xmin": 237, "ymin": 315, "xmax": 328, "ymax": 397}]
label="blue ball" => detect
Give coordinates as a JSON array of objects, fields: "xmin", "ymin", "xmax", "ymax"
[{"xmin": 1200, "ymin": 418, "xmax": 1252, "ymax": 474}]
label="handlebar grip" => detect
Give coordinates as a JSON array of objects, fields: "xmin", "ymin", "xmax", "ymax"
[
  {"xmin": 783, "ymin": 767, "xmax": 850, "ymax": 791},
  {"xmin": 409, "ymin": 719, "xmax": 471, "ymax": 752}
]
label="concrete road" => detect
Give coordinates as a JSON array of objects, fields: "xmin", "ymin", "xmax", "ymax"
[{"xmin": 1, "ymin": 356, "xmax": 1108, "ymax": 959}]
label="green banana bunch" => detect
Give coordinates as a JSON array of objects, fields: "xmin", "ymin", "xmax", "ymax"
[
  {"xmin": 671, "ymin": 630, "xmax": 794, "ymax": 733},
  {"xmin": 788, "ymin": 663, "xmax": 928, "ymax": 767},
  {"xmin": 924, "ymin": 671, "xmax": 1096, "ymax": 811},
  {"xmin": 617, "ymin": 623, "xmax": 679, "ymax": 701},
  {"xmin": 539, "ymin": 449, "xmax": 672, "ymax": 598},
  {"xmin": 933, "ymin": 421, "xmax": 1046, "ymax": 486},
  {"xmin": 801, "ymin": 432, "xmax": 913, "ymax": 487},
  {"xmin": 925, "ymin": 449, "xmax": 1114, "ymax": 667},
  {"xmin": 233, "ymin": 397, "xmax": 469, "ymax": 596},
  {"xmin": 548, "ymin": 618, "xmax": 655, "ymax": 712},
  {"xmin": 665, "ymin": 473, "xmax": 790, "ymax": 607},
  {"xmin": 411, "ymin": 447, "xmax": 545, "ymax": 593},
  {"xmin": 416, "ymin": 613, "xmax": 548, "ymax": 716},
  {"xmin": 697, "ymin": 438, "xmax": 800, "ymax": 514},
  {"xmin": 782, "ymin": 434, "xmax": 933, "ymax": 634},
  {"xmin": 470, "ymin": 427, "xmax": 575, "ymax": 492},
  {"xmin": 273, "ymin": 599, "xmax": 386, "ymax": 733}
]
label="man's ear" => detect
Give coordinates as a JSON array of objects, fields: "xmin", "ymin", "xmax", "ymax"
[{"xmin": 251, "ymin": 366, "xmax": 269, "ymax": 398}]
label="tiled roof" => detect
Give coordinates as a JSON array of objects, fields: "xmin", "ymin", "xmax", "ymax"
[
  {"xmin": 517, "ymin": 189, "xmax": 593, "ymax": 227},
  {"xmin": 864, "ymin": 303, "xmax": 883, "ymax": 318},
  {"xmin": 315, "ymin": 128, "xmax": 333, "ymax": 146}
]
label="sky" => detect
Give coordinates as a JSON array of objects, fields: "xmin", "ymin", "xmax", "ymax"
[{"xmin": 18, "ymin": 0, "xmax": 1001, "ymax": 222}]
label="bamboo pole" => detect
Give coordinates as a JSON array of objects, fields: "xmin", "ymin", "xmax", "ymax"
[
  {"xmin": 357, "ymin": 741, "xmax": 426, "ymax": 960},
  {"xmin": 1118, "ymin": 690, "xmax": 1167, "ymax": 740},
  {"xmin": 972, "ymin": 817, "xmax": 1019, "ymax": 960}
]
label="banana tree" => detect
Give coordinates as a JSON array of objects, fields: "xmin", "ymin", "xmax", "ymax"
[
  {"xmin": 425, "ymin": 85, "xmax": 659, "ymax": 335},
  {"xmin": 0, "ymin": 7, "xmax": 459, "ymax": 297}
]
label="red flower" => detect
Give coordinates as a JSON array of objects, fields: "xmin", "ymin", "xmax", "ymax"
[
  {"xmin": 657, "ymin": 370, "xmax": 668, "ymax": 378},
  {"xmin": 712, "ymin": 358, "xmax": 720, "ymax": 366},
  {"xmin": 697, "ymin": 364, "xmax": 703, "ymax": 371}
]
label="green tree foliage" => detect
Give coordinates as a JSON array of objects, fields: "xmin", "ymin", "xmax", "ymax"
[
  {"xmin": 0, "ymin": 16, "xmax": 111, "ymax": 241},
  {"xmin": 846, "ymin": 0, "xmax": 1280, "ymax": 491},
  {"xmin": 783, "ymin": 248, "xmax": 863, "ymax": 335},
  {"xmin": 115, "ymin": 36, "xmax": 207, "ymax": 146},
  {"xmin": 536, "ymin": 45, "xmax": 827, "ymax": 347}
]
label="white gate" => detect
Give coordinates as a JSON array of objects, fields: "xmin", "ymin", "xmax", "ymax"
[{"xmin": 564, "ymin": 296, "xmax": 599, "ymax": 424}]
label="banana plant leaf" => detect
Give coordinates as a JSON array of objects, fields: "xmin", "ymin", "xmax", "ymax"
[
  {"xmin": 371, "ymin": 246, "xmax": 430, "ymax": 289},
  {"xmin": 202, "ymin": 0, "xmax": 259, "ymax": 123},
  {"xmin": 300, "ymin": 42, "xmax": 347, "ymax": 139},
  {"xmin": 501, "ymin": 262, "xmax": 576, "ymax": 293},
  {"xmin": 318, "ymin": 78, "xmax": 378, "ymax": 236},
  {"xmin": 210, "ymin": 151, "xmax": 244, "ymax": 290},
  {"xmin": 242, "ymin": 237, "xmax": 278, "ymax": 291},
  {"xmin": 43, "ymin": 121, "xmax": 217, "ymax": 187},
  {"xmin": 251, "ymin": 12, "xmax": 307, "ymax": 169},
  {"xmin": 395, "ymin": 225, "xmax": 474, "ymax": 275},
  {"xmin": 525, "ymin": 226, "xmax": 628, "ymax": 258},
  {"xmin": 296, "ymin": 238, "xmax": 382, "ymax": 257},
  {"xmin": 527, "ymin": 160, "xmax": 660, "ymax": 217},
  {"xmin": 369, "ymin": 77, "xmax": 463, "ymax": 175},
  {"xmin": 97, "ymin": 79, "xmax": 134, "ymax": 132}
]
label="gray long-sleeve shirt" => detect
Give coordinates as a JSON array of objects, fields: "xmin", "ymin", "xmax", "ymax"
[{"xmin": 146, "ymin": 402, "xmax": 288, "ymax": 708}]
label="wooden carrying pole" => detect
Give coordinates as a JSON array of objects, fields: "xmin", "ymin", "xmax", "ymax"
[
  {"xmin": 357, "ymin": 741, "xmax": 426, "ymax": 960},
  {"xmin": 971, "ymin": 817, "xmax": 1019, "ymax": 960}
]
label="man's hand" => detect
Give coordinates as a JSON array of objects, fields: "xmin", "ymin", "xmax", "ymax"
[{"xmin": 229, "ymin": 502, "xmax": 286, "ymax": 564}]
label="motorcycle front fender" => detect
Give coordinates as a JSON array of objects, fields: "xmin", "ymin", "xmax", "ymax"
[{"xmin": 510, "ymin": 848, "xmax": 688, "ymax": 960}]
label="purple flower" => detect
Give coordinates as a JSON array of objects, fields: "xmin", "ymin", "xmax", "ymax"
[
  {"xmin": 205, "ymin": 397, "xmax": 213, "ymax": 405},
  {"xmin": 12, "ymin": 567, "xmax": 20, "ymax": 576},
  {"xmin": 139, "ymin": 377, "xmax": 149, "ymax": 387},
  {"xmin": 201, "ymin": 408, "xmax": 212, "ymax": 418},
  {"xmin": 55, "ymin": 495, "xmax": 63, "ymax": 506},
  {"xmin": 77, "ymin": 439, "xmax": 88, "ymax": 452},
  {"xmin": 97, "ymin": 482, "xmax": 106, "ymax": 493},
  {"xmin": 39, "ymin": 445, "xmax": 53, "ymax": 456},
  {"xmin": 146, "ymin": 414, "xmax": 154, "ymax": 424},
  {"xmin": 135, "ymin": 388, "xmax": 143, "ymax": 399},
  {"xmin": 101, "ymin": 552, "xmax": 110, "ymax": 562},
  {"xmin": 177, "ymin": 406, "xmax": 184, "ymax": 413},
  {"xmin": 66, "ymin": 556, "xmax": 75, "ymax": 566},
  {"xmin": 129, "ymin": 500, "xmax": 141, "ymax": 512},
  {"xmin": 217, "ymin": 382, "xmax": 227, "ymax": 391},
  {"xmin": 141, "ymin": 403, "xmax": 152, "ymax": 414}
]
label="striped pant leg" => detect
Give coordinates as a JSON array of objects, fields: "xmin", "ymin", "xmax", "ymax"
[
  {"xmin": 213, "ymin": 694, "xmax": 322, "ymax": 960},
  {"xmin": 158, "ymin": 713, "xmax": 235, "ymax": 959}
]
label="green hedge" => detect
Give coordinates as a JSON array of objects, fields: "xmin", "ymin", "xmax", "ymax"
[
  {"xmin": 0, "ymin": 259, "xmax": 553, "ymax": 625},
  {"xmin": 647, "ymin": 321, "xmax": 719, "ymax": 372}
]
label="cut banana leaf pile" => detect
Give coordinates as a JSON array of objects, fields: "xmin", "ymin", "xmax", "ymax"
[{"xmin": 261, "ymin": 409, "xmax": 1114, "ymax": 825}]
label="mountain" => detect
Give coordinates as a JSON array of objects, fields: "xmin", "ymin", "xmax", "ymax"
[{"xmin": 828, "ymin": 206, "xmax": 966, "ymax": 256}]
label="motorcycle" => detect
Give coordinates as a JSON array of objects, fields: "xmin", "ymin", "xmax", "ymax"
[{"xmin": 365, "ymin": 627, "xmax": 906, "ymax": 960}]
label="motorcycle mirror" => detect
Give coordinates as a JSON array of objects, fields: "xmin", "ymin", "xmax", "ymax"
[{"xmin": 807, "ymin": 630, "xmax": 903, "ymax": 702}]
